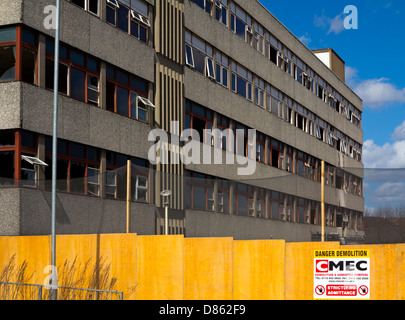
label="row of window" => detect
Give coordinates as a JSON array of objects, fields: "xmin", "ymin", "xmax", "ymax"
[
  {"xmin": 189, "ymin": 0, "xmax": 362, "ymax": 129},
  {"xmin": 0, "ymin": 130, "xmax": 149, "ymax": 203},
  {"xmin": 67, "ymin": 0, "xmax": 150, "ymax": 44},
  {"xmin": 185, "ymin": 100, "xmax": 363, "ymax": 197},
  {"xmin": 185, "ymin": 29, "xmax": 363, "ymax": 162},
  {"xmin": 186, "ymin": 171, "xmax": 364, "ymax": 230},
  {"xmin": 0, "ymin": 25, "xmax": 153, "ymax": 123}
]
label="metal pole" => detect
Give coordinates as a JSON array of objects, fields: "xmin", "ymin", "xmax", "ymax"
[
  {"xmin": 51, "ymin": 0, "xmax": 61, "ymax": 299},
  {"xmin": 321, "ymin": 160, "xmax": 325, "ymax": 242},
  {"xmin": 126, "ymin": 159, "xmax": 131, "ymax": 233},
  {"xmin": 165, "ymin": 204, "xmax": 168, "ymax": 235}
]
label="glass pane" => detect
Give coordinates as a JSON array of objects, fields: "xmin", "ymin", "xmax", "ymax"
[
  {"xmin": 87, "ymin": 57, "xmax": 99, "ymax": 73},
  {"xmin": 0, "ymin": 27, "xmax": 16, "ymax": 42},
  {"xmin": 193, "ymin": 186, "xmax": 206, "ymax": 210},
  {"xmin": 71, "ymin": 0, "xmax": 85, "ymax": 9},
  {"xmin": 139, "ymin": 26, "xmax": 147, "ymax": 43},
  {"xmin": 117, "ymin": 69, "xmax": 129, "ymax": 86},
  {"xmin": 138, "ymin": 107, "xmax": 147, "ymax": 122},
  {"xmin": 88, "ymin": 0, "xmax": 99, "ymax": 15},
  {"xmin": 131, "ymin": 75, "xmax": 148, "ymax": 93},
  {"xmin": 22, "ymin": 28, "xmax": 36, "ymax": 46},
  {"xmin": 21, "ymin": 131, "xmax": 36, "ymax": 149},
  {"xmin": 130, "ymin": 92, "xmax": 138, "ymax": 119},
  {"xmin": 0, "ymin": 46, "xmax": 16, "ymax": 81},
  {"xmin": 236, "ymin": 76, "xmax": 246, "ymax": 98},
  {"xmin": 0, "ymin": 131, "xmax": 15, "ymax": 146},
  {"xmin": 237, "ymin": 195, "xmax": 247, "ymax": 216},
  {"xmin": 87, "ymin": 167, "xmax": 99, "ymax": 184},
  {"xmin": 56, "ymin": 159, "xmax": 68, "ymax": 192},
  {"xmin": 70, "ymin": 67, "xmax": 86, "ymax": 102},
  {"xmin": 130, "ymin": 20, "xmax": 139, "ymax": 38},
  {"xmin": 21, "ymin": 48, "xmax": 37, "ymax": 84},
  {"xmin": 106, "ymin": 81, "xmax": 115, "ymax": 112},
  {"xmin": 117, "ymin": 86, "xmax": 129, "ymax": 116},
  {"xmin": 106, "ymin": 6, "xmax": 116, "ymax": 25},
  {"xmin": 0, "ymin": 151, "xmax": 14, "ymax": 185},
  {"xmin": 70, "ymin": 142, "xmax": 86, "ymax": 159},
  {"xmin": 87, "ymin": 147, "xmax": 99, "ymax": 162},
  {"xmin": 117, "ymin": 5, "xmax": 129, "ymax": 33},
  {"xmin": 193, "ymin": 49, "xmax": 205, "ymax": 74},
  {"xmin": 70, "ymin": 161, "xmax": 86, "ymax": 194},
  {"xmin": 70, "ymin": 49, "xmax": 85, "ymax": 67}
]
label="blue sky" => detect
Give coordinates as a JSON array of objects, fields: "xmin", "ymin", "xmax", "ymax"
[{"xmin": 260, "ymin": 0, "xmax": 405, "ymax": 209}]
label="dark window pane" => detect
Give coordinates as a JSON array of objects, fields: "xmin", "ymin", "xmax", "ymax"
[
  {"xmin": 193, "ymin": 186, "xmax": 206, "ymax": 210},
  {"xmin": 70, "ymin": 142, "xmax": 85, "ymax": 159},
  {"xmin": 106, "ymin": 64, "xmax": 115, "ymax": 79},
  {"xmin": 117, "ymin": 69, "xmax": 129, "ymax": 86},
  {"xmin": 106, "ymin": 81, "xmax": 116, "ymax": 112},
  {"xmin": 237, "ymin": 195, "xmax": 247, "ymax": 216},
  {"xmin": 57, "ymin": 140, "xmax": 68, "ymax": 155},
  {"xmin": 193, "ymin": 49, "xmax": 205, "ymax": 74},
  {"xmin": 139, "ymin": 26, "xmax": 147, "ymax": 43},
  {"xmin": 0, "ymin": 27, "xmax": 16, "ymax": 42},
  {"xmin": 117, "ymin": 6, "xmax": 129, "ymax": 33},
  {"xmin": 131, "ymin": 75, "xmax": 148, "ymax": 93},
  {"xmin": 45, "ymin": 59, "xmax": 68, "ymax": 95},
  {"xmin": 70, "ymin": 67, "xmax": 86, "ymax": 101},
  {"xmin": 21, "ymin": 48, "xmax": 37, "ymax": 84},
  {"xmin": 87, "ymin": 147, "xmax": 99, "ymax": 162},
  {"xmin": 0, "ymin": 131, "xmax": 15, "ymax": 146},
  {"xmin": 235, "ymin": 18, "xmax": 245, "ymax": 39},
  {"xmin": 88, "ymin": 0, "xmax": 99, "ymax": 15},
  {"xmin": 106, "ymin": 6, "xmax": 116, "ymax": 25},
  {"xmin": 116, "ymin": 86, "xmax": 129, "ymax": 116},
  {"xmin": 70, "ymin": 161, "xmax": 86, "ymax": 194},
  {"xmin": 0, "ymin": 151, "xmax": 14, "ymax": 185},
  {"xmin": 0, "ymin": 46, "xmax": 16, "ymax": 81},
  {"xmin": 56, "ymin": 159, "xmax": 68, "ymax": 191},
  {"xmin": 236, "ymin": 76, "xmax": 247, "ymax": 98},
  {"xmin": 87, "ymin": 57, "xmax": 99, "ymax": 73},
  {"xmin": 71, "ymin": 0, "xmax": 85, "ymax": 9},
  {"xmin": 106, "ymin": 151, "xmax": 115, "ymax": 166},
  {"xmin": 192, "ymin": 0, "xmax": 204, "ymax": 10},
  {"xmin": 116, "ymin": 154, "xmax": 128, "ymax": 168},
  {"xmin": 22, "ymin": 28, "xmax": 36, "ymax": 46},
  {"xmin": 21, "ymin": 131, "xmax": 36, "ymax": 149},
  {"xmin": 130, "ymin": 21, "xmax": 139, "ymax": 38},
  {"xmin": 70, "ymin": 49, "xmax": 85, "ymax": 67}
]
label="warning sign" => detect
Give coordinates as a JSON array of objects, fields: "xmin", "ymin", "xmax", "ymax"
[{"xmin": 314, "ymin": 249, "xmax": 370, "ymax": 299}]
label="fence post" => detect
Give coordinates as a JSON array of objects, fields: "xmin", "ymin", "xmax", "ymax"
[{"xmin": 38, "ymin": 285, "xmax": 43, "ymax": 300}]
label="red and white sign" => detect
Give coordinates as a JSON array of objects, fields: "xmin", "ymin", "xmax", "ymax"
[{"xmin": 314, "ymin": 250, "xmax": 370, "ymax": 300}]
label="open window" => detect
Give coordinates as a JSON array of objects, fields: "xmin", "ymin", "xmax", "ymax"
[
  {"xmin": 185, "ymin": 44, "xmax": 194, "ymax": 68},
  {"xmin": 206, "ymin": 57, "xmax": 215, "ymax": 79}
]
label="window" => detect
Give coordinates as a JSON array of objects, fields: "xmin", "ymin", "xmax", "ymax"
[
  {"xmin": 267, "ymin": 86, "xmax": 283, "ymax": 118},
  {"xmin": 284, "ymin": 97, "xmax": 293, "ymax": 124},
  {"xmin": 46, "ymin": 39, "xmax": 100, "ymax": 105},
  {"xmin": 107, "ymin": 0, "xmax": 149, "ymax": 43},
  {"xmin": 68, "ymin": 0, "xmax": 100, "ymax": 16},
  {"xmin": 45, "ymin": 137, "xmax": 100, "ymax": 196},
  {"xmin": 230, "ymin": 3, "xmax": 252, "ymax": 43},
  {"xmin": 233, "ymin": 182, "xmax": 249, "ymax": 216},
  {"xmin": 254, "ymin": 77, "xmax": 265, "ymax": 108},
  {"xmin": 294, "ymin": 56, "xmax": 306, "ymax": 85},
  {"xmin": 186, "ymin": 171, "xmax": 214, "ymax": 211},
  {"xmin": 185, "ymin": 31, "xmax": 214, "ymax": 78},
  {"xmin": 295, "ymin": 103, "xmax": 307, "ymax": 132},
  {"xmin": 270, "ymin": 191, "xmax": 281, "ymax": 220},
  {"xmin": 215, "ymin": 113, "xmax": 231, "ymax": 151},
  {"xmin": 215, "ymin": 51, "xmax": 228, "ymax": 88},
  {"xmin": 267, "ymin": 139, "xmax": 283, "ymax": 169},
  {"xmin": 256, "ymin": 132, "xmax": 265, "ymax": 163},
  {"xmin": 231, "ymin": 62, "xmax": 252, "ymax": 100},
  {"xmin": 215, "ymin": 0, "xmax": 228, "ymax": 26},
  {"xmin": 253, "ymin": 22, "xmax": 264, "ymax": 54},
  {"xmin": 106, "ymin": 151, "xmax": 149, "ymax": 202},
  {"xmin": 106, "ymin": 64, "xmax": 150, "ymax": 121},
  {"xmin": 256, "ymin": 188, "xmax": 266, "ymax": 218},
  {"xmin": 0, "ymin": 131, "xmax": 16, "ymax": 186},
  {"xmin": 191, "ymin": 0, "xmax": 212, "ymax": 14},
  {"xmin": 0, "ymin": 26, "xmax": 38, "ymax": 85},
  {"xmin": 316, "ymin": 76, "xmax": 327, "ymax": 102},
  {"xmin": 185, "ymin": 100, "xmax": 214, "ymax": 145},
  {"xmin": 217, "ymin": 179, "xmax": 230, "ymax": 213}
]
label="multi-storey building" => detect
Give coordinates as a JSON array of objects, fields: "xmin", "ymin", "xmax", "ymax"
[{"xmin": 0, "ymin": 0, "xmax": 364, "ymax": 243}]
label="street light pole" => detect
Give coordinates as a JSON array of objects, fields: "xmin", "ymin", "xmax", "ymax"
[
  {"xmin": 160, "ymin": 190, "xmax": 172, "ymax": 235},
  {"xmin": 51, "ymin": 0, "xmax": 61, "ymax": 299}
]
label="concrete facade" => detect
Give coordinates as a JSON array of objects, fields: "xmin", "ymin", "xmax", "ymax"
[{"xmin": 0, "ymin": 0, "xmax": 364, "ymax": 243}]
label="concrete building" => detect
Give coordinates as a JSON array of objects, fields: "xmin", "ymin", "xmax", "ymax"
[{"xmin": 0, "ymin": 0, "xmax": 364, "ymax": 243}]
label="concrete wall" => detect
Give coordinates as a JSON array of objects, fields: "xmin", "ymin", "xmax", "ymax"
[
  {"xmin": 0, "ymin": 188, "xmax": 156, "ymax": 236},
  {"xmin": 0, "ymin": 234, "xmax": 404, "ymax": 300}
]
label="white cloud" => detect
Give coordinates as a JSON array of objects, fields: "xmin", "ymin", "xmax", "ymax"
[
  {"xmin": 363, "ymin": 139, "xmax": 405, "ymax": 169},
  {"xmin": 299, "ymin": 33, "xmax": 311, "ymax": 47},
  {"xmin": 352, "ymin": 78, "xmax": 405, "ymax": 108},
  {"xmin": 370, "ymin": 182, "xmax": 405, "ymax": 206},
  {"xmin": 391, "ymin": 120, "xmax": 405, "ymax": 141},
  {"xmin": 314, "ymin": 12, "xmax": 346, "ymax": 35}
]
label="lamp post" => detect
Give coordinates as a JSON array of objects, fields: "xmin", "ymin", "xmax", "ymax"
[
  {"xmin": 51, "ymin": 0, "xmax": 61, "ymax": 300},
  {"xmin": 160, "ymin": 190, "xmax": 172, "ymax": 235}
]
